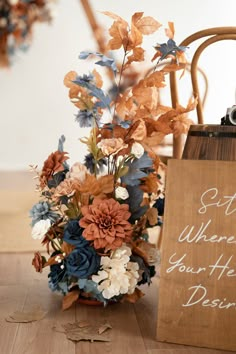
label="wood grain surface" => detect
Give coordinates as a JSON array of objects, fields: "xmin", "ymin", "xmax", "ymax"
[{"xmin": 0, "ymin": 253, "xmax": 232, "ymax": 354}]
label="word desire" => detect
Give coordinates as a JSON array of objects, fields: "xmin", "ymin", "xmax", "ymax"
[{"xmin": 183, "ymin": 284, "xmax": 236, "ymax": 309}]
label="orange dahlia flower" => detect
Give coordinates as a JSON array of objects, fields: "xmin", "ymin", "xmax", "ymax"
[{"xmin": 79, "ymin": 198, "xmax": 133, "ymax": 251}]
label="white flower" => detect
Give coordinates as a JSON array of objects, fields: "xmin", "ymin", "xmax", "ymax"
[
  {"xmin": 111, "ymin": 245, "xmax": 132, "ymax": 260},
  {"xmin": 8, "ymin": 0, "xmax": 19, "ymax": 5},
  {"xmin": 115, "ymin": 186, "xmax": 129, "ymax": 200},
  {"xmin": 92, "ymin": 245, "xmax": 139, "ymax": 299},
  {"xmin": 131, "ymin": 142, "xmax": 144, "ymax": 159},
  {"xmin": 31, "ymin": 219, "xmax": 51, "ymax": 240}
]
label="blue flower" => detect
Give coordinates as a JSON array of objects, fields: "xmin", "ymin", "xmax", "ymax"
[
  {"xmin": 66, "ymin": 246, "xmax": 100, "ymax": 278},
  {"xmin": 29, "ymin": 201, "xmax": 60, "ymax": 226},
  {"xmin": 130, "ymin": 254, "xmax": 156, "ymax": 285},
  {"xmin": 75, "ymin": 110, "xmax": 94, "ymax": 127},
  {"xmin": 63, "ymin": 219, "xmax": 89, "ymax": 247},
  {"xmin": 47, "ymin": 170, "xmax": 68, "ymax": 189},
  {"xmin": 84, "ymin": 153, "xmax": 107, "ymax": 174},
  {"xmin": 48, "ymin": 251, "xmax": 67, "ymax": 294},
  {"xmin": 153, "ymin": 197, "xmax": 165, "ymax": 216}
]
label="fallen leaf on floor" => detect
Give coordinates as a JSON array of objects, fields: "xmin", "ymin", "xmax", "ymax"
[
  {"xmin": 62, "ymin": 290, "xmax": 79, "ymax": 311},
  {"xmin": 98, "ymin": 322, "xmax": 112, "ymax": 334},
  {"xmin": 59, "ymin": 320, "xmax": 112, "ymax": 342},
  {"xmin": 5, "ymin": 307, "xmax": 47, "ymax": 323},
  {"xmin": 77, "ymin": 320, "xmax": 90, "ymax": 328}
]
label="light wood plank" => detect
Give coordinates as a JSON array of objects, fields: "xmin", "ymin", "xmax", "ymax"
[
  {"xmin": 0, "ymin": 253, "xmax": 233, "ymax": 354},
  {"xmin": 75, "ymin": 300, "xmax": 147, "ymax": 354},
  {"xmin": 10, "ymin": 276, "xmax": 76, "ymax": 354},
  {"xmin": 0, "ymin": 285, "xmax": 28, "ymax": 354}
]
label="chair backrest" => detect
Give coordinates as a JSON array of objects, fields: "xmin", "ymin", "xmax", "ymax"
[{"xmin": 170, "ymin": 27, "xmax": 236, "ymax": 158}]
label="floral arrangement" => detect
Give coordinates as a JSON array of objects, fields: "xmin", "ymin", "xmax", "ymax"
[
  {"xmin": 0, "ymin": 0, "xmax": 54, "ymax": 67},
  {"xmin": 30, "ymin": 12, "xmax": 195, "ymax": 310}
]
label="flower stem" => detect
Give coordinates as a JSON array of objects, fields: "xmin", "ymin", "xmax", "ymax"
[{"xmin": 112, "ymin": 43, "xmax": 129, "ymax": 123}]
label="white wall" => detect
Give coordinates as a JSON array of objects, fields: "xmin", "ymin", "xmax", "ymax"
[{"xmin": 0, "ymin": 0, "xmax": 235, "ymax": 170}]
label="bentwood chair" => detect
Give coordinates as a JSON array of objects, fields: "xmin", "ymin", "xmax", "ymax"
[{"xmin": 170, "ymin": 27, "xmax": 236, "ymax": 158}]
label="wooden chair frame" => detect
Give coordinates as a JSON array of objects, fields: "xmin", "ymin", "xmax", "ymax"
[{"xmin": 170, "ymin": 27, "xmax": 236, "ymax": 158}]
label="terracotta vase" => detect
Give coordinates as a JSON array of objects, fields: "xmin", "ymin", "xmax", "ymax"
[{"xmin": 77, "ymin": 298, "xmax": 104, "ymax": 306}]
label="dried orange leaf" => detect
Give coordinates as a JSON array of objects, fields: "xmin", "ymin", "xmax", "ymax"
[
  {"xmin": 6, "ymin": 307, "xmax": 47, "ymax": 323},
  {"xmin": 144, "ymin": 71, "xmax": 166, "ymax": 88},
  {"xmin": 128, "ymin": 23, "xmax": 143, "ymax": 50},
  {"xmin": 143, "ymin": 132, "xmax": 167, "ymax": 148},
  {"xmin": 165, "ymin": 21, "xmax": 175, "ymax": 39},
  {"xmin": 92, "ymin": 69, "xmax": 103, "ymax": 88},
  {"xmin": 172, "ymin": 115, "xmax": 194, "ymax": 136},
  {"xmin": 162, "ymin": 62, "xmax": 186, "ymax": 73},
  {"xmin": 62, "ymin": 290, "xmax": 79, "ymax": 311},
  {"xmin": 98, "ymin": 175, "xmax": 114, "ymax": 194},
  {"xmin": 141, "ymin": 174, "xmax": 158, "ymax": 194},
  {"xmin": 102, "ymin": 11, "xmax": 128, "ymax": 25},
  {"xmin": 126, "ymin": 47, "xmax": 144, "ymax": 66},
  {"xmin": 98, "ymin": 322, "xmax": 112, "ymax": 335},
  {"xmin": 64, "ymin": 71, "xmax": 77, "ymax": 88},
  {"xmin": 146, "ymin": 207, "xmax": 158, "ymax": 226},
  {"xmin": 128, "ymin": 119, "xmax": 147, "ymax": 141},
  {"xmin": 107, "ymin": 21, "xmax": 128, "ymax": 50},
  {"xmin": 132, "ymin": 86, "xmax": 158, "ymax": 110},
  {"xmin": 134, "ymin": 15, "xmax": 161, "ymax": 35}
]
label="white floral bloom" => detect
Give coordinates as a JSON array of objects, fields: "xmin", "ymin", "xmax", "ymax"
[
  {"xmin": 111, "ymin": 245, "xmax": 132, "ymax": 259},
  {"xmin": 8, "ymin": 0, "xmax": 19, "ymax": 5},
  {"xmin": 115, "ymin": 186, "xmax": 129, "ymax": 200},
  {"xmin": 131, "ymin": 142, "xmax": 144, "ymax": 159},
  {"xmin": 68, "ymin": 162, "xmax": 89, "ymax": 182},
  {"xmin": 92, "ymin": 245, "xmax": 139, "ymax": 299},
  {"xmin": 31, "ymin": 219, "xmax": 51, "ymax": 240}
]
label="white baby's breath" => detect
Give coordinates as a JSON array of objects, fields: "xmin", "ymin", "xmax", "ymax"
[{"xmin": 31, "ymin": 219, "xmax": 51, "ymax": 240}]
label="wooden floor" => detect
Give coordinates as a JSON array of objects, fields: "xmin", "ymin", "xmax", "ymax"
[{"xmin": 0, "ymin": 253, "xmax": 233, "ymax": 354}]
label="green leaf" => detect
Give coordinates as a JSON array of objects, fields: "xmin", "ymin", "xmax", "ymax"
[{"xmin": 65, "ymin": 203, "xmax": 80, "ymax": 219}]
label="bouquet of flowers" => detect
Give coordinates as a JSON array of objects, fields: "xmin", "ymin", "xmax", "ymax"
[
  {"xmin": 30, "ymin": 12, "xmax": 195, "ymax": 310},
  {"xmin": 0, "ymin": 0, "xmax": 54, "ymax": 67}
]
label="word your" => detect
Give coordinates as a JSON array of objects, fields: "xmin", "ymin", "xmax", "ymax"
[
  {"xmin": 167, "ymin": 253, "xmax": 236, "ymax": 280},
  {"xmin": 198, "ymin": 188, "xmax": 236, "ymax": 216},
  {"xmin": 178, "ymin": 219, "xmax": 236, "ymax": 245},
  {"xmin": 182, "ymin": 284, "xmax": 236, "ymax": 309}
]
